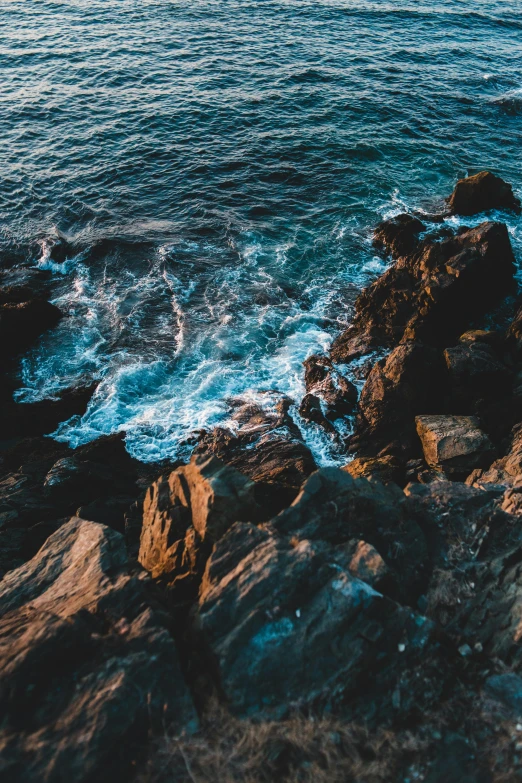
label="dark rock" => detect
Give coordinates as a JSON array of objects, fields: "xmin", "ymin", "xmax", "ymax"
[
  {"xmin": 444, "ymin": 342, "xmax": 512, "ymax": 413},
  {"xmin": 196, "ymin": 519, "xmax": 436, "ymax": 720},
  {"xmin": 373, "ymin": 213, "xmax": 426, "ymax": 259},
  {"xmin": 351, "ymin": 342, "xmax": 447, "ymax": 460},
  {"xmin": 138, "ymin": 455, "xmax": 260, "ymax": 595},
  {"xmin": 0, "ymin": 518, "xmax": 197, "ymax": 783},
  {"xmin": 303, "ymin": 354, "xmax": 357, "ymax": 419},
  {"xmin": 195, "ymin": 395, "xmax": 316, "ymax": 511},
  {"xmin": 448, "ymin": 171, "xmax": 521, "ymax": 216},
  {"xmin": 298, "ymin": 393, "xmax": 337, "ymax": 434},
  {"xmin": 0, "ymin": 299, "xmax": 62, "ymax": 362},
  {"xmin": 416, "ymin": 415, "xmax": 494, "ymax": 475},
  {"xmin": 485, "ymin": 673, "xmax": 522, "ymax": 717},
  {"xmin": 273, "ymin": 467, "xmax": 429, "ymax": 601},
  {"xmin": 468, "ymin": 421, "xmax": 522, "ymax": 488},
  {"xmin": 0, "ymin": 382, "xmax": 97, "ymax": 439},
  {"xmin": 330, "ymin": 222, "xmax": 516, "ymax": 363}
]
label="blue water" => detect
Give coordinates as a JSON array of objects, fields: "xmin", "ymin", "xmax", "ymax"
[{"xmin": 1, "ymin": 1, "xmax": 522, "ymax": 463}]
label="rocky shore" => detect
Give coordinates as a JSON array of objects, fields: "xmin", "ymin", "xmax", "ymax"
[{"xmin": 2, "ymin": 171, "xmax": 522, "ymax": 782}]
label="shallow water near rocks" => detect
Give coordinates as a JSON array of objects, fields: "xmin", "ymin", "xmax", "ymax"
[{"xmin": 1, "ymin": 0, "xmax": 522, "ymax": 464}]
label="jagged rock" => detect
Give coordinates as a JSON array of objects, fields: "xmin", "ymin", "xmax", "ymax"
[
  {"xmin": 330, "ymin": 222, "xmax": 516, "ymax": 363},
  {"xmin": 351, "ymin": 342, "xmax": 447, "ymax": 459},
  {"xmin": 344, "ymin": 454, "xmax": 404, "ymax": 485},
  {"xmin": 468, "ymin": 422, "xmax": 522, "ymax": 488},
  {"xmin": 0, "ymin": 299, "xmax": 62, "ymax": 362},
  {"xmin": 348, "ymin": 540, "xmax": 391, "ymax": 590},
  {"xmin": 448, "ymin": 171, "xmax": 521, "ymax": 216},
  {"xmin": 139, "ymin": 454, "xmax": 259, "ymax": 594},
  {"xmin": 416, "ymin": 415, "xmax": 494, "ymax": 475},
  {"xmin": 195, "ymin": 395, "xmax": 316, "ymax": 510},
  {"xmin": 302, "ymin": 354, "xmax": 358, "ymax": 419},
  {"xmin": 273, "ymin": 467, "xmax": 429, "ymax": 601},
  {"xmin": 373, "ymin": 213, "xmax": 426, "ymax": 259},
  {"xmin": 196, "ymin": 520, "xmax": 436, "ymax": 720},
  {"xmin": 485, "ymin": 673, "xmax": 522, "ymax": 717},
  {"xmin": 0, "ymin": 518, "xmax": 197, "ymax": 783},
  {"xmin": 298, "ymin": 393, "xmax": 337, "ymax": 434}
]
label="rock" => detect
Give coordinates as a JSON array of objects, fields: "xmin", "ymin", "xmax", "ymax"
[
  {"xmin": 330, "ymin": 222, "xmax": 516, "ymax": 363},
  {"xmin": 373, "ymin": 213, "xmax": 426, "ymax": 259},
  {"xmin": 416, "ymin": 415, "xmax": 494, "ymax": 475},
  {"xmin": 448, "ymin": 171, "xmax": 521, "ymax": 216},
  {"xmin": 303, "ymin": 354, "xmax": 358, "ymax": 419},
  {"xmin": 195, "ymin": 395, "xmax": 316, "ymax": 511},
  {"xmin": 0, "ymin": 299, "xmax": 62, "ymax": 362},
  {"xmin": 273, "ymin": 467, "xmax": 429, "ymax": 601},
  {"xmin": 348, "ymin": 540, "xmax": 391, "ymax": 590},
  {"xmin": 485, "ymin": 673, "xmax": 522, "ymax": 716},
  {"xmin": 344, "ymin": 454, "xmax": 404, "ymax": 485},
  {"xmin": 469, "ymin": 422, "xmax": 522, "ymax": 488},
  {"xmin": 0, "ymin": 382, "xmax": 97, "ymax": 439},
  {"xmin": 298, "ymin": 393, "xmax": 337, "ymax": 435},
  {"xmin": 196, "ymin": 520, "xmax": 436, "ymax": 720},
  {"xmin": 444, "ymin": 342, "xmax": 512, "ymax": 413},
  {"xmin": 0, "ymin": 518, "xmax": 197, "ymax": 783},
  {"xmin": 139, "ymin": 455, "xmax": 260, "ymax": 595},
  {"xmin": 351, "ymin": 342, "xmax": 447, "ymax": 460}
]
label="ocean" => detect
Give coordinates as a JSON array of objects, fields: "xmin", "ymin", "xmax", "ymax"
[{"xmin": 1, "ymin": 0, "xmax": 521, "ymax": 464}]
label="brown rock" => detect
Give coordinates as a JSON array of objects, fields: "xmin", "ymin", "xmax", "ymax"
[
  {"xmin": 330, "ymin": 222, "xmax": 516, "ymax": 363},
  {"xmin": 139, "ymin": 454, "xmax": 259, "ymax": 591},
  {"xmin": 373, "ymin": 213, "xmax": 426, "ymax": 259},
  {"xmin": 303, "ymin": 354, "xmax": 357, "ymax": 419},
  {"xmin": 0, "ymin": 518, "xmax": 197, "ymax": 783},
  {"xmin": 344, "ymin": 455, "xmax": 404, "ymax": 485},
  {"xmin": 416, "ymin": 415, "xmax": 494, "ymax": 475},
  {"xmin": 448, "ymin": 171, "xmax": 521, "ymax": 216}
]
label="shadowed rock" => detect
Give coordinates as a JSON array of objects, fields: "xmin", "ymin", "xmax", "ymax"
[
  {"xmin": 448, "ymin": 171, "xmax": 521, "ymax": 216},
  {"xmin": 0, "ymin": 518, "xmax": 197, "ymax": 783},
  {"xmin": 373, "ymin": 213, "xmax": 426, "ymax": 259}
]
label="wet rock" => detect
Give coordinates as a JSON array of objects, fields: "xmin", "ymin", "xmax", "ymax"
[
  {"xmin": 373, "ymin": 213, "xmax": 426, "ymax": 259},
  {"xmin": 139, "ymin": 454, "xmax": 259, "ymax": 595},
  {"xmin": 0, "ymin": 299, "xmax": 62, "ymax": 362},
  {"xmin": 303, "ymin": 354, "xmax": 357, "ymax": 419},
  {"xmin": 351, "ymin": 342, "xmax": 447, "ymax": 460},
  {"xmin": 196, "ymin": 520, "xmax": 436, "ymax": 720},
  {"xmin": 330, "ymin": 222, "xmax": 516, "ymax": 363},
  {"xmin": 195, "ymin": 395, "xmax": 316, "ymax": 511},
  {"xmin": 0, "ymin": 382, "xmax": 97, "ymax": 439},
  {"xmin": 0, "ymin": 518, "xmax": 197, "ymax": 783},
  {"xmin": 448, "ymin": 171, "xmax": 521, "ymax": 216},
  {"xmin": 298, "ymin": 393, "xmax": 337, "ymax": 434},
  {"xmin": 273, "ymin": 467, "xmax": 429, "ymax": 601},
  {"xmin": 416, "ymin": 415, "xmax": 494, "ymax": 475}
]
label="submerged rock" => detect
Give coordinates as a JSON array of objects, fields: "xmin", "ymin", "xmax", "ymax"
[
  {"xmin": 0, "ymin": 518, "xmax": 197, "ymax": 783},
  {"xmin": 447, "ymin": 171, "xmax": 521, "ymax": 216}
]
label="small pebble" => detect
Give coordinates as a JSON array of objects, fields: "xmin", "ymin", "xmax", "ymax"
[
  {"xmin": 398, "ymin": 643, "xmax": 406, "ymax": 652},
  {"xmin": 295, "ymin": 609, "xmax": 301, "ymax": 618},
  {"xmin": 459, "ymin": 644, "xmax": 473, "ymax": 657}
]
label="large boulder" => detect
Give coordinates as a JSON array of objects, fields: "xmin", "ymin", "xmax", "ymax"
[
  {"xmin": 443, "ymin": 340, "xmax": 513, "ymax": 414},
  {"xmin": 0, "ymin": 518, "xmax": 197, "ymax": 783},
  {"xmin": 196, "ymin": 520, "xmax": 437, "ymax": 721},
  {"xmin": 447, "ymin": 171, "xmax": 521, "ymax": 216},
  {"xmin": 416, "ymin": 415, "xmax": 494, "ymax": 475},
  {"xmin": 373, "ymin": 213, "xmax": 426, "ymax": 259},
  {"xmin": 330, "ymin": 222, "xmax": 516, "ymax": 363},
  {"xmin": 139, "ymin": 454, "xmax": 260, "ymax": 595}
]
